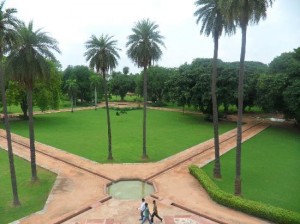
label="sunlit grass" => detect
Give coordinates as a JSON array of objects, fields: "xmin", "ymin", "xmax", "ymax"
[
  {"xmin": 0, "ymin": 149, "xmax": 56, "ymax": 224},
  {"xmin": 203, "ymin": 126, "xmax": 300, "ymax": 212},
  {"xmin": 6, "ymin": 109, "xmax": 235, "ymax": 163}
]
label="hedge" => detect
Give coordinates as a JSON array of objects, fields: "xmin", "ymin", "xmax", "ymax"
[{"xmin": 189, "ymin": 165, "xmax": 300, "ymax": 224}]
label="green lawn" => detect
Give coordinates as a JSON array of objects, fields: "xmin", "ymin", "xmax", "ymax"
[
  {"xmin": 203, "ymin": 126, "xmax": 300, "ymax": 212},
  {"xmin": 5, "ymin": 109, "xmax": 235, "ymax": 163},
  {"xmin": 0, "ymin": 149, "xmax": 56, "ymax": 224}
]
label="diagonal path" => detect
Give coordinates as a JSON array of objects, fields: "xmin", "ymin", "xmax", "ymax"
[{"xmin": 0, "ymin": 107, "xmax": 271, "ymax": 224}]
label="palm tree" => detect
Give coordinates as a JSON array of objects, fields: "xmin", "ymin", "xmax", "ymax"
[
  {"xmin": 90, "ymin": 74, "xmax": 101, "ymax": 110},
  {"xmin": 222, "ymin": 0, "xmax": 274, "ymax": 195},
  {"xmin": 84, "ymin": 34, "xmax": 120, "ymax": 160},
  {"xmin": 126, "ymin": 18, "xmax": 165, "ymax": 159},
  {"xmin": 194, "ymin": 0, "xmax": 235, "ymax": 179},
  {"xmin": 0, "ymin": 1, "xmax": 21, "ymax": 206},
  {"xmin": 6, "ymin": 21, "xmax": 61, "ymax": 182},
  {"xmin": 65, "ymin": 79, "xmax": 78, "ymax": 112}
]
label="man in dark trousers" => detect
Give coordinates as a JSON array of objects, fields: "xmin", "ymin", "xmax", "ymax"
[
  {"xmin": 138, "ymin": 198, "xmax": 146, "ymax": 220},
  {"xmin": 151, "ymin": 200, "xmax": 163, "ymax": 222}
]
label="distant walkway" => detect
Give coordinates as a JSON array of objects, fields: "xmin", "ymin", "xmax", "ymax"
[{"xmin": 0, "ymin": 105, "xmax": 271, "ymax": 224}]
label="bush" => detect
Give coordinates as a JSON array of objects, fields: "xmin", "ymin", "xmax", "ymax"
[
  {"xmin": 149, "ymin": 101, "xmax": 167, "ymax": 107},
  {"xmin": 189, "ymin": 165, "xmax": 300, "ymax": 224}
]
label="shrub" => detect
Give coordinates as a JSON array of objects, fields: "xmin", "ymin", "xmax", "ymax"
[{"xmin": 189, "ymin": 165, "xmax": 300, "ymax": 224}]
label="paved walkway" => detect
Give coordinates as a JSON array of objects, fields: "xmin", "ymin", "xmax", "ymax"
[{"xmin": 0, "ymin": 106, "xmax": 272, "ymax": 224}]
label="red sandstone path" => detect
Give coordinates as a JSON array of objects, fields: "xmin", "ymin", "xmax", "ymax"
[{"xmin": 0, "ymin": 104, "xmax": 272, "ymax": 224}]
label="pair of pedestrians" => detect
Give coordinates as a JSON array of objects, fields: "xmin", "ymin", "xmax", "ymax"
[{"xmin": 138, "ymin": 198, "xmax": 163, "ymax": 223}]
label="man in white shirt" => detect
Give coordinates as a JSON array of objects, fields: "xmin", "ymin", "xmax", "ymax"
[{"xmin": 138, "ymin": 198, "xmax": 146, "ymax": 220}]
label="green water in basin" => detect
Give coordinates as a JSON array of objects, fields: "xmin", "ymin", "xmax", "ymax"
[{"xmin": 108, "ymin": 180, "xmax": 154, "ymax": 200}]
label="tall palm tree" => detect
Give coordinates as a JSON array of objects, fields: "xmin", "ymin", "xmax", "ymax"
[
  {"xmin": 126, "ymin": 18, "xmax": 165, "ymax": 159},
  {"xmin": 222, "ymin": 0, "xmax": 274, "ymax": 195},
  {"xmin": 194, "ymin": 0, "xmax": 235, "ymax": 179},
  {"xmin": 0, "ymin": 1, "xmax": 21, "ymax": 206},
  {"xmin": 65, "ymin": 79, "xmax": 78, "ymax": 112},
  {"xmin": 6, "ymin": 21, "xmax": 61, "ymax": 182},
  {"xmin": 84, "ymin": 34, "xmax": 120, "ymax": 160}
]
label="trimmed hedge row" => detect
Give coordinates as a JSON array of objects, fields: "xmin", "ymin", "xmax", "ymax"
[{"xmin": 189, "ymin": 165, "xmax": 300, "ymax": 224}]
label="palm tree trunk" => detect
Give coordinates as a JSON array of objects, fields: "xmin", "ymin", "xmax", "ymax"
[
  {"xmin": 235, "ymin": 23, "xmax": 247, "ymax": 196},
  {"xmin": 142, "ymin": 66, "xmax": 148, "ymax": 159},
  {"xmin": 27, "ymin": 88, "xmax": 38, "ymax": 181},
  {"xmin": 71, "ymin": 95, "xmax": 74, "ymax": 113},
  {"xmin": 0, "ymin": 64, "xmax": 21, "ymax": 206},
  {"xmin": 212, "ymin": 35, "xmax": 221, "ymax": 179},
  {"xmin": 94, "ymin": 86, "xmax": 97, "ymax": 110},
  {"xmin": 103, "ymin": 73, "xmax": 113, "ymax": 160}
]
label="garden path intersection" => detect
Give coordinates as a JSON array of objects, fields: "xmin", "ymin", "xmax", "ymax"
[{"xmin": 1, "ymin": 106, "xmax": 271, "ymax": 224}]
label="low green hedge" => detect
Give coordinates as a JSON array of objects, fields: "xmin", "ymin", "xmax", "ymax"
[{"xmin": 189, "ymin": 165, "xmax": 300, "ymax": 224}]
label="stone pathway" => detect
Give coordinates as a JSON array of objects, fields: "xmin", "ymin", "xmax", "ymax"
[{"xmin": 0, "ymin": 106, "xmax": 271, "ymax": 224}]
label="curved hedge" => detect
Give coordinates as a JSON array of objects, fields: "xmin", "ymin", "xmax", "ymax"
[{"xmin": 189, "ymin": 165, "xmax": 300, "ymax": 224}]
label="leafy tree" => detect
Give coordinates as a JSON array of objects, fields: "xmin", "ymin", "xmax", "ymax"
[
  {"xmin": 64, "ymin": 79, "xmax": 78, "ymax": 112},
  {"xmin": 123, "ymin": 66, "xmax": 129, "ymax": 75},
  {"xmin": 266, "ymin": 47, "xmax": 300, "ymax": 125},
  {"xmin": 256, "ymin": 73, "xmax": 288, "ymax": 112},
  {"xmin": 194, "ymin": 0, "xmax": 235, "ymax": 178},
  {"xmin": 126, "ymin": 18, "xmax": 165, "ymax": 159},
  {"xmin": 283, "ymin": 79, "xmax": 300, "ymax": 125},
  {"xmin": 63, "ymin": 65, "xmax": 94, "ymax": 103},
  {"xmin": 34, "ymin": 61, "xmax": 62, "ymax": 111},
  {"xmin": 90, "ymin": 74, "xmax": 102, "ymax": 110},
  {"xmin": 136, "ymin": 66, "xmax": 172, "ymax": 103},
  {"xmin": 0, "ymin": 0, "xmax": 21, "ymax": 206},
  {"xmin": 218, "ymin": 62, "xmax": 238, "ymax": 113},
  {"xmin": 110, "ymin": 72, "xmax": 135, "ymax": 101},
  {"xmin": 166, "ymin": 64, "xmax": 193, "ymax": 112},
  {"xmin": 222, "ymin": 0, "xmax": 274, "ymax": 195},
  {"xmin": 84, "ymin": 34, "xmax": 120, "ymax": 160},
  {"xmin": 6, "ymin": 21, "xmax": 61, "ymax": 181}
]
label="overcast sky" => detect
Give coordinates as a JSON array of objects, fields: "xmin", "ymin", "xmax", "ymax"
[{"xmin": 6, "ymin": 0, "xmax": 300, "ymax": 74}]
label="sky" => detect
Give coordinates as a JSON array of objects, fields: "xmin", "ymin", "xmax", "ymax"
[{"xmin": 5, "ymin": 0, "xmax": 300, "ymax": 74}]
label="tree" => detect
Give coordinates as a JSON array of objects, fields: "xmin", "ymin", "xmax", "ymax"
[
  {"xmin": 136, "ymin": 66, "xmax": 172, "ymax": 103},
  {"xmin": 194, "ymin": 0, "xmax": 235, "ymax": 178},
  {"xmin": 84, "ymin": 34, "xmax": 120, "ymax": 160},
  {"xmin": 123, "ymin": 66, "xmax": 129, "ymax": 75},
  {"xmin": 65, "ymin": 79, "xmax": 78, "ymax": 112},
  {"xmin": 0, "ymin": 1, "xmax": 21, "ymax": 206},
  {"xmin": 126, "ymin": 18, "xmax": 165, "ymax": 159},
  {"xmin": 222, "ymin": 0, "xmax": 274, "ymax": 195},
  {"xmin": 90, "ymin": 74, "xmax": 102, "ymax": 110},
  {"xmin": 6, "ymin": 21, "xmax": 61, "ymax": 181},
  {"xmin": 34, "ymin": 61, "xmax": 62, "ymax": 111},
  {"xmin": 110, "ymin": 72, "xmax": 135, "ymax": 101}
]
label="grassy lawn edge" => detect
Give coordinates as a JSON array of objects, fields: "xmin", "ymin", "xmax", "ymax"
[
  {"xmin": 189, "ymin": 165, "xmax": 300, "ymax": 224},
  {"xmin": 0, "ymin": 149, "xmax": 57, "ymax": 224}
]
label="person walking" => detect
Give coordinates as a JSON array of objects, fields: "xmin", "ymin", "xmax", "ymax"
[
  {"xmin": 151, "ymin": 200, "xmax": 163, "ymax": 222},
  {"xmin": 138, "ymin": 198, "xmax": 146, "ymax": 220},
  {"xmin": 141, "ymin": 203, "xmax": 152, "ymax": 224}
]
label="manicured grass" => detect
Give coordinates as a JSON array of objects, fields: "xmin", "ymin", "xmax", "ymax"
[
  {"xmin": 0, "ymin": 149, "xmax": 56, "ymax": 224},
  {"xmin": 5, "ymin": 109, "xmax": 235, "ymax": 163},
  {"xmin": 203, "ymin": 126, "xmax": 300, "ymax": 212}
]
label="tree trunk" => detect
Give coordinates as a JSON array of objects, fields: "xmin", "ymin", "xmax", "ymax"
[
  {"xmin": 142, "ymin": 66, "xmax": 148, "ymax": 159},
  {"xmin": 20, "ymin": 95, "xmax": 28, "ymax": 119},
  {"xmin": 71, "ymin": 95, "xmax": 74, "ymax": 113},
  {"xmin": 103, "ymin": 72, "xmax": 113, "ymax": 160},
  {"xmin": 212, "ymin": 35, "xmax": 221, "ymax": 179},
  {"xmin": 235, "ymin": 23, "xmax": 247, "ymax": 196},
  {"xmin": 27, "ymin": 88, "xmax": 38, "ymax": 181},
  {"xmin": 0, "ymin": 64, "xmax": 21, "ymax": 206},
  {"xmin": 94, "ymin": 86, "xmax": 97, "ymax": 110}
]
